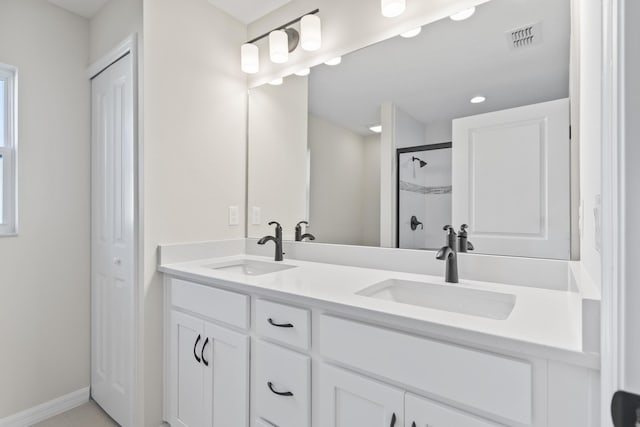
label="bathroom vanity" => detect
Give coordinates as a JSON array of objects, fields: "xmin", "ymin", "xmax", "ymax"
[{"xmin": 159, "ymin": 241, "xmax": 599, "ymax": 427}]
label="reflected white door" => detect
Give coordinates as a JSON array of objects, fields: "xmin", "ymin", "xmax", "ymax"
[
  {"xmin": 91, "ymin": 53, "xmax": 135, "ymax": 426},
  {"xmin": 452, "ymin": 98, "xmax": 570, "ymax": 259}
]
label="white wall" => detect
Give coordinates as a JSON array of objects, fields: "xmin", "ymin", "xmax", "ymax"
[
  {"xmin": 0, "ymin": 0, "xmax": 90, "ymax": 418},
  {"xmin": 577, "ymin": 0, "xmax": 602, "ymax": 288},
  {"xmin": 308, "ymin": 115, "xmax": 365, "ymax": 245},
  {"xmin": 362, "ymin": 134, "xmax": 381, "ymax": 246},
  {"xmin": 246, "ymin": 0, "xmax": 490, "ymax": 87},
  {"xmin": 143, "ymin": 0, "xmax": 247, "ymax": 424},
  {"xmin": 248, "ymin": 76, "xmax": 308, "ymax": 240}
]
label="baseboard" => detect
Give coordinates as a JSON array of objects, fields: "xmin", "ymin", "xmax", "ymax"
[{"xmin": 0, "ymin": 387, "xmax": 90, "ymax": 427}]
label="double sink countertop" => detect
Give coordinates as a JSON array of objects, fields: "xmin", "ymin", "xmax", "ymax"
[{"xmin": 159, "ymin": 253, "xmax": 599, "ymax": 369}]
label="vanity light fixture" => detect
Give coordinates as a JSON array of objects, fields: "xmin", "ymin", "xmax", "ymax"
[
  {"xmin": 400, "ymin": 27, "xmax": 422, "ymax": 38},
  {"xmin": 241, "ymin": 43, "xmax": 259, "ymax": 74},
  {"xmin": 269, "ymin": 77, "xmax": 284, "ymax": 86},
  {"xmin": 470, "ymin": 95, "xmax": 486, "ymax": 104},
  {"xmin": 300, "ymin": 14, "xmax": 322, "ymax": 51},
  {"xmin": 240, "ymin": 9, "xmax": 321, "ymax": 73},
  {"xmin": 295, "ymin": 68, "xmax": 311, "ymax": 76},
  {"xmin": 369, "ymin": 125, "xmax": 382, "ymax": 133},
  {"xmin": 450, "ymin": 7, "xmax": 476, "ymax": 21},
  {"xmin": 381, "ymin": 0, "xmax": 406, "ymax": 17},
  {"xmin": 269, "ymin": 30, "xmax": 289, "ymax": 64},
  {"xmin": 325, "ymin": 56, "xmax": 342, "ymax": 66}
]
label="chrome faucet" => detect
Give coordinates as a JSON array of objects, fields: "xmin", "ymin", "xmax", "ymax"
[
  {"xmin": 457, "ymin": 224, "xmax": 474, "ymax": 253},
  {"xmin": 295, "ymin": 221, "xmax": 316, "ymax": 242},
  {"xmin": 258, "ymin": 221, "xmax": 284, "ymax": 261},
  {"xmin": 436, "ymin": 225, "xmax": 459, "ymax": 283}
]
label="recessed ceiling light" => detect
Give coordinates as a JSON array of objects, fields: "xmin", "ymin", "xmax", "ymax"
[
  {"xmin": 295, "ymin": 68, "xmax": 311, "ymax": 76},
  {"xmin": 369, "ymin": 125, "xmax": 382, "ymax": 133},
  {"xmin": 269, "ymin": 77, "xmax": 284, "ymax": 86},
  {"xmin": 324, "ymin": 57, "xmax": 342, "ymax": 66},
  {"xmin": 381, "ymin": 0, "xmax": 406, "ymax": 18},
  {"xmin": 400, "ymin": 27, "xmax": 422, "ymax": 38},
  {"xmin": 450, "ymin": 7, "xmax": 476, "ymax": 21},
  {"xmin": 470, "ymin": 96, "xmax": 486, "ymax": 104}
]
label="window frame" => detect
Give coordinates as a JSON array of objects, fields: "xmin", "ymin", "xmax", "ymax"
[{"xmin": 0, "ymin": 64, "xmax": 17, "ymax": 236}]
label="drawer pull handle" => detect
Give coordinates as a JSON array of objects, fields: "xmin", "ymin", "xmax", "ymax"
[
  {"xmin": 193, "ymin": 334, "xmax": 202, "ymax": 363},
  {"xmin": 201, "ymin": 337, "xmax": 209, "ymax": 366},
  {"xmin": 268, "ymin": 318, "xmax": 294, "ymax": 328},
  {"xmin": 390, "ymin": 412, "xmax": 396, "ymax": 427},
  {"xmin": 268, "ymin": 381, "xmax": 294, "ymax": 397}
]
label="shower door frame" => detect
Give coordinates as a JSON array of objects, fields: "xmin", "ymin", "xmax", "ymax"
[{"xmin": 395, "ymin": 142, "xmax": 452, "ymax": 249}]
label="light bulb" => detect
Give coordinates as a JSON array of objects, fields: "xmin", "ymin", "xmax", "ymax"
[
  {"xmin": 450, "ymin": 7, "xmax": 476, "ymax": 21},
  {"xmin": 470, "ymin": 96, "xmax": 486, "ymax": 104},
  {"xmin": 400, "ymin": 27, "xmax": 422, "ymax": 38},
  {"xmin": 295, "ymin": 68, "xmax": 311, "ymax": 76},
  {"xmin": 301, "ymin": 15, "xmax": 322, "ymax": 51},
  {"xmin": 240, "ymin": 43, "xmax": 259, "ymax": 74},
  {"xmin": 324, "ymin": 57, "xmax": 342, "ymax": 66},
  {"xmin": 381, "ymin": 0, "xmax": 406, "ymax": 18},
  {"xmin": 269, "ymin": 30, "xmax": 289, "ymax": 64}
]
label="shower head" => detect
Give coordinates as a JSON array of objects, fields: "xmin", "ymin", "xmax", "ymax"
[{"xmin": 412, "ymin": 157, "xmax": 427, "ymax": 168}]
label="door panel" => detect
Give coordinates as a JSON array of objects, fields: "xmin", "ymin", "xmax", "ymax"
[
  {"xmin": 318, "ymin": 364, "xmax": 404, "ymax": 427},
  {"xmin": 91, "ymin": 52, "xmax": 135, "ymax": 426},
  {"xmin": 405, "ymin": 393, "xmax": 502, "ymax": 427},
  {"xmin": 203, "ymin": 323, "xmax": 250, "ymax": 427},
  {"xmin": 452, "ymin": 98, "xmax": 570, "ymax": 259},
  {"xmin": 171, "ymin": 311, "xmax": 205, "ymax": 427}
]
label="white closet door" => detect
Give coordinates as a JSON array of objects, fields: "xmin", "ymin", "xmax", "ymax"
[
  {"xmin": 452, "ymin": 98, "xmax": 570, "ymax": 259},
  {"xmin": 91, "ymin": 53, "xmax": 135, "ymax": 426}
]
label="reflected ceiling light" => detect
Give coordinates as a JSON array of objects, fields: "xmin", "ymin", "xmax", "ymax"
[
  {"xmin": 400, "ymin": 27, "xmax": 422, "ymax": 38},
  {"xmin": 324, "ymin": 56, "xmax": 342, "ymax": 66},
  {"xmin": 240, "ymin": 43, "xmax": 259, "ymax": 74},
  {"xmin": 269, "ymin": 77, "xmax": 284, "ymax": 86},
  {"xmin": 369, "ymin": 125, "xmax": 382, "ymax": 133},
  {"xmin": 381, "ymin": 0, "xmax": 406, "ymax": 17},
  {"xmin": 295, "ymin": 68, "xmax": 311, "ymax": 76},
  {"xmin": 450, "ymin": 7, "xmax": 476, "ymax": 21},
  {"xmin": 301, "ymin": 14, "xmax": 322, "ymax": 51},
  {"xmin": 240, "ymin": 9, "xmax": 321, "ymax": 74},
  {"xmin": 269, "ymin": 30, "xmax": 289, "ymax": 64},
  {"xmin": 470, "ymin": 96, "xmax": 486, "ymax": 104}
]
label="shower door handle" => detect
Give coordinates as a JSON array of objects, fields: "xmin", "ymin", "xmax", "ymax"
[{"xmin": 410, "ymin": 216, "xmax": 424, "ymax": 230}]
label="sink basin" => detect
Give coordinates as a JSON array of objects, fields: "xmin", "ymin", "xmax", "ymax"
[
  {"xmin": 205, "ymin": 259, "xmax": 296, "ymax": 276},
  {"xmin": 356, "ymin": 279, "xmax": 516, "ymax": 320}
]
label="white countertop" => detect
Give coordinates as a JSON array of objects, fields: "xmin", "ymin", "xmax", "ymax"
[{"xmin": 159, "ymin": 254, "xmax": 599, "ymax": 369}]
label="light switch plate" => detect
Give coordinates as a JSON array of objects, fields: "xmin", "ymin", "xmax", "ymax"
[
  {"xmin": 228, "ymin": 206, "xmax": 239, "ymax": 226},
  {"xmin": 252, "ymin": 207, "xmax": 261, "ymax": 225}
]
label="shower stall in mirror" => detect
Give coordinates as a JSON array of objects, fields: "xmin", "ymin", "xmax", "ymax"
[{"xmin": 396, "ymin": 143, "xmax": 452, "ymax": 250}]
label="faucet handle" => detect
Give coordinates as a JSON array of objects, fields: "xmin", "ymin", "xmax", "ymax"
[
  {"xmin": 459, "ymin": 223, "xmax": 469, "ymax": 236},
  {"xmin": 443, "ymin": 225, "xmax": 456, "ymax": 234},
  {"xmin": 296, "ymin": 221, "xmax": 309, "ymax": 228},
  {"xmin": 268, "ymin": 221, "xmax": 282, "ymax": 229}
]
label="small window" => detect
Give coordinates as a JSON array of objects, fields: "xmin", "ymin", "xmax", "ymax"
[{"xmin": 0, "ymin": 64, "xmax": 17, "ymax": 235}]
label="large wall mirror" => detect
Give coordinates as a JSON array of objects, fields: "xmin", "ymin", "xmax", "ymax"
[{"xmin": 248, "ymin": 0, "xmax": 575, "ymax": 260}]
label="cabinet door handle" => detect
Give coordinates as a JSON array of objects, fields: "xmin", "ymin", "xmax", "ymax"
[
  {"xmin": 390, "ymin": 412, "xmax": 396, "ymax": 427},
  {"xmin": 193, "ymin": 334, "xmax": 202, "ymax": 363},
  {"xmin": 267, "ymin": 381, "xmax": 294, "ymax": 397},
  {"xmin": 268, "ymin": 318, "xmax": 294, "ymax": 328},
  {"xmin": 201, "ymin": 337, "xmax": 209, "ymax": 366}
]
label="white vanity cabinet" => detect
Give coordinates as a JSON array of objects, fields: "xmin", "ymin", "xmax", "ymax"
[
  {"xmin": 318, "ymin": 364, "xmax": 404, "ymax": 427},
  {"xmin": 163, "ymin": 276, "xmax": 598, "ymax": 427},
  {"xmin": 166, "ymin": 279, "xmax": 250, "ymax": 427}
]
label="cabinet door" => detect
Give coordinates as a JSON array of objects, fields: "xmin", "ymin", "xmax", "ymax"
[
  {"xmin": 405, "ymin": 393, "xmax": 502, "ymax": 427},
  {"xmin": 170, "ymin": 311, "xmax": 206, "ymax": 427},
  {"xmin": 203, "ymin": 322, "xmax": 250, "ymax": 427},
  {"xmin": 318, "ymin": 364, "xmax": 404, "ymax": 427}
]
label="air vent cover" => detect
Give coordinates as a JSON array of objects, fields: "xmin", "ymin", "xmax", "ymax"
[{"xmin": 506, "ymin": 22, "xmax": 543, "ymax": 49}]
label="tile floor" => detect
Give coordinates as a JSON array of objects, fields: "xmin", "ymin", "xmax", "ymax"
[{"xmin": 33, "ymin": 401, "xmax": 118, "ymax": 427}]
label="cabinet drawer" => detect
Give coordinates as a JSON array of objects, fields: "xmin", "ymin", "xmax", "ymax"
[
  {"xmin": 171, "ymin": 279, "xmax": 249, "ymax": 329},
  {"xmin": 255, "ymin": 299, "xmax": 310, "ymax": 350},
  {"xmin": 318, "ymin": 315, "xmax": 533, "ymax": 425},
  {"xmin": 255, "ymin": 340, "xmax": 310, "ymax": 427},
  {"xmin": 406, "ymin": 393, "xmax": 503, "ymax": 427}
]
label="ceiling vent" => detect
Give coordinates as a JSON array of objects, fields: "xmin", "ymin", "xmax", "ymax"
[{"xmin": 506, "ymin": 22, "xmax": 543, "ymax": 50}]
